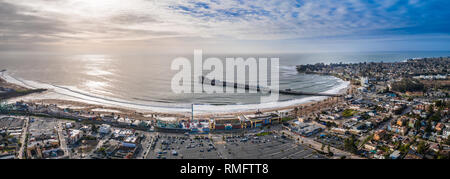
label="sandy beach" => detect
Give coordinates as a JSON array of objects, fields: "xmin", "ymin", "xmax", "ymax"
[{"xmin": 1, "ymin": 71, "xmax": 351, "ymax": 118}]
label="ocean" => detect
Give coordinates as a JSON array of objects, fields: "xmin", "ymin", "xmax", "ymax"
[{"xmin": 1, "ymin": 51, "xmax": 449, "ymax": 113}]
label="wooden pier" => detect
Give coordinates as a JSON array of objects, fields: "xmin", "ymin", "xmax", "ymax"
[{"xmin": 200, "ymin": 76, "xmax": 342, "ymax": 97}]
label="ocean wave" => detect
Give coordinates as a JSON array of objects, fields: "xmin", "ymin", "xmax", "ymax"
[{"xmin": 1, "ymin": 72, "xmax": 349, "ymax": 114}]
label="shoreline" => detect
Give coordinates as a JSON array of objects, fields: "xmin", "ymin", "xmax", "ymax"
[{"xmin": 1, "ymin": 71, "xmax": 350, "ymax": 118}]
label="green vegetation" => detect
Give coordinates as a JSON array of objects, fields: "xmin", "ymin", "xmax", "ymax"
[
  {"xmin": 378, "ymin": 145, "xmax": 390, "ymax": 153},
  {"xmin": 360, "ymin": 134, "xmax": 373, "ymax": 147},
  {"xmin": 434, "ymin": 100, "xmax": 449, "ymax": 108},
  {"xmin": 97, "ymin": 147, "xmax": 106, "ymax": 155},
  {"xmin": 375, "ymin": 106, "xmax": 385, "ymax": 112},
  {"xmin": 256, "ymin": 131, "xmax": 272, "ymax": 136},
  {"xmin": 437, "ymin": 153, "xmax": 449, "ymax": 159},
  {"xmin": 81, "ymin": 135, "xmax": 97, "ymax": 141},
  {"xmin": 398, "ymin": 144, "xmax": 410, "ymax": 154},
  {"xmin": 417, "ymin": 141, "xmax": 429, "ymax": 155},
  {"xmin": 91, "ymin": 124, "xmax": 98, "ymax": 133},
  {"xmin": 394, "ymin": 105, "xmax": 407, "ymax": 115},
  {"xmin": 327, "ymin": 145, "xmax": 333, "ymax": 157},
  {"xmin": 281, "ymin": 117, "xmax": 294, "ymax": 123},
  {"xmin": 0, "ymin": 89, "xmax": 47, "ymax": 100},
  {"xmin": 360, "ymin": 113, "xmax": 370, "ymax": 120},
  {"xmin": 342, "ymin": 109, "xmax": 357, "ymax": 118},
  {"xmin": 325, "ymin": 121, "xmax": 338, "ymax": 128},
  {"xmin": 344, "ymin": 135, "xmax": 359, "ymax": 154},
  {"xmin": 391, "ymin": 78, "xmax": 425, "ymax": 93},
  {"xmin": 428, "ymin": 110, "xmax": 441, "ymax": 122},
  {"xmin": 426, "ymin": 104, "xmax": 442, "ymax": 122}
]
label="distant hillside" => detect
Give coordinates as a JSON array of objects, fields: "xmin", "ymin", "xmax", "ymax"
[{"xmin": 391, "ymin": 78, "xmax": 425, "ymax": 93}]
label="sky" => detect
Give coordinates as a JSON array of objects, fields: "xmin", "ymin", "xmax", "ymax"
[{"xmin": 0, "ymin": 0, "xmax": 450, "ymax": 54}]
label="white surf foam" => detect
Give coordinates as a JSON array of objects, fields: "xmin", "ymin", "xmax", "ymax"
[{"xmin": 1, "ymin": 71, "xmax": 349, "ymax": 114}]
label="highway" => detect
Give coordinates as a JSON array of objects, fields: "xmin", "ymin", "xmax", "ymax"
[
  {"xmin": 279, "ymin": 129, "xmax": 364, "ymax": 159},
  {"xmin": 57, "ymin": 122, "xmax": 71, "ymax": 159},
  {"xmin": 17, "ymin": 117, "xmax": 29, "ymax": 159}
]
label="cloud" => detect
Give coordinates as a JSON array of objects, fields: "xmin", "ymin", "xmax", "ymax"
[
  {"xmin": 109, "ymin": 14, "xmax": 159, "ymax": 25},
  {"xmin": 163, "ymin": 0, "xmax": 450, "ymax": 39},
  {"xmin": 0, "ymin": 1, "xmax": 71, "ymax": 45},
  {"xmin": 0, "ymin": 0, "xmax": 449, "ymax": 52}
]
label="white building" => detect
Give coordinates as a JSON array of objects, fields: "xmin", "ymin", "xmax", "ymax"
[
  {"xmin": 361, "ymin": 77, "xmax": 369, "ymax": 87},
  {"xmin": 65, "ymin": 122, "xmax": 73, "ymax": 129},
  {"xmin": 99, "ymin": 124, "xmax": 111, "ymax": 134},
  {"xmin": 68, "ymin": 129, "xmax": 82, "ymax": 144},
  {"xmin": 443, "ymin": 128, "xmax": 450, "ymax": 139}
]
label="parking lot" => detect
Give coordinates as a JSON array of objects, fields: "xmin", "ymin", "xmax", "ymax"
[
  {"xmin": 146, "ymin": 134, "xmax": 221, "ymax": 159},
  {"xmin": 0, "ymin": 116, "xmax": 24, "ymax": 129},
  {"xmin": 315, "ymin": 133, "xmax": 345, "ymax": 151},
  {"xmin": 142, "ymin": 132, "xmax": 327, "ymax": 159},
  {"xmin": 220, "ymin": 134, "xmax": 327, "ymax": 159},
  {"xmin": 28, "ymin": 118, "xmax": 59, "ymax": 136}
]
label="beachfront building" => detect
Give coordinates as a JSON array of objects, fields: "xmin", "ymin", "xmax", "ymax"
[
  {"xmin": 155, "ymin": 117, "xmax": 180, "ymax": 128},
  {"xmin": 238, "ymin": 115, "xmax": 252, "ymax": 129},
  {"xmin": 240, "ymin": 113, "xmax": 281, "ymax": 128},
  {"xmin": 68, "ymin": 129, "xmax": 83, "ymax": 144},
  {"xmin": 291, "ymin": 120, "xmax": 324, "ymax": 137},
  {"xmin": 99, "ymin": 124, "xmax": 111, "ymax": 134},
  {"xmin": 180, "ymin": 118, "xmax": 211, "ymax": 134},
  {"xmin": 278, "ymin": 109, "xmax": 294, "ymax": 118},
  {"xmin": 154, "ymin": 117, "xmax": 191, "ymax": 133},
  {"xmin": 209, "ymin": 112, "xmax": 282, "ymax": 131},
  {"xmin": 361, "ymin": 77, "xmax": 369, "ymax": 87},
  {"xmin": 211, "ymin": 116, "xmax": 242, "ymax": 130}
]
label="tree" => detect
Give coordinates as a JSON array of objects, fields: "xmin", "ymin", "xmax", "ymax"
[
  {"xmin": 425, "ymin": 122, "xmax": 432, "ymax": 133},
  {"xmin": 376, "ymin": 106, "xmax": 385, "ymax": 112},
  {"xmin": 361, "ymin": 114, "xmax": 370, "ymax": 120},
  {"xmin": 414, "ymin": 120, "xmax": 421, "ymax": 130},
  {"xmin": 91, "ymin": 124, "xmax": 98, "ymax": 133},
  {"xmin": 399, "ymin": 144, "xmax": 410, "ymax": 154},
  {"xmin": 427, "ymin": 105, "xmax": 434, "ymax": 114},
  {"xmin": 429, "ymin": 110, "xmax": 441, "ymax": 122},
  {"xmin": 344, "ymin": 136, "xmax": 358, "ymax": 154},
  {"xmin": 391, "ymin": 78, "xmax": 425, "ymax": 93},
  {"xmin": 417, "ymin": 141, "xmax": 428, "ymax": 155},
  {"xmin": 433, "ymin": 100, "xmax": 442, "ymax": 107},
  {"xmin": 326, "ymin": 122, "xmax": 337, "ymax": 129},
  {"xmin": 447, "ymin": 137, "xmax": 450, "ymax": 145},
  {"xmin": 342, "ymin": 109, "xmax": 356, "ymax": 117}
]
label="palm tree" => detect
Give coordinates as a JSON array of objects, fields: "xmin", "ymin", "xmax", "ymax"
[{"xmin": 294, "ymin": 107, "xmax": 299, "ymax": 117}]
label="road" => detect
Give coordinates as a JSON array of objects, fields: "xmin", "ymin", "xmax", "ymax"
[
  {"xmin": 94, "ymin": 132, "xmax": 112, "ymax": 151},
  {"xmin": 17, "ymin": 117, "xmax": 29, "ymax": 159},
  {"xmin": 210, "ymin": 134, "xmax": 227, "ymax": 159},
  {"xmin": 138, "ymin": 133, "xmax": 154, "ymax": 159},
  {"xmin": 57, "ymin": 122, "xmax": 71, "ymax": 158},
  {"xmin": 279, "ymin": 130, "xmax": 364, "ymax": 159}
]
